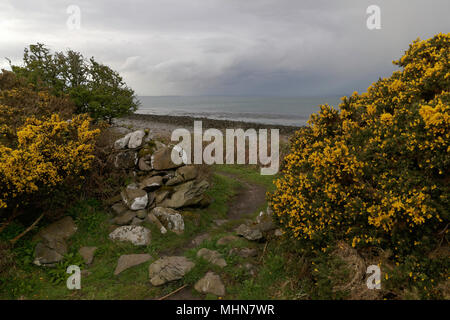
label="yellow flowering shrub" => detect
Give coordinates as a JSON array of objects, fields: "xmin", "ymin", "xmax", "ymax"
[
  {"xmin": 0, "ymin": 71, "xmax": 99, "ymax": 213},
  {"xmin": 269, "ymin": 34, "xmax": 449, "ymax": 256}
]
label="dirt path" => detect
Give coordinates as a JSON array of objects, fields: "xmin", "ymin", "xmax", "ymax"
[{"xmin": 161, "ymin": 171, "xmax": 267, "ymax": 300}]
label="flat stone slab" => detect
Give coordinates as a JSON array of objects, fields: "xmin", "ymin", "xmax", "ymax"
[
  {"xmin": 114, "ymin": 254, "xmax": 152, "ymax": 275},
  {"xmin": 235, "ymin": 224, "xmax": 263, "ymax": 241},
  {"xmin": 148, "ymin": 256, "xmax": 195, "ymax": 286},
  {"xmin": 109, "ymin": 226, "xmax": 151, "ymax": 246}
]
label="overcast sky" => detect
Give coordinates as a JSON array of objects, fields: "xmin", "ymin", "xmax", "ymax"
[{"xmin": 0, "ymin": 0, "xmax": 449, "ymax": 96}]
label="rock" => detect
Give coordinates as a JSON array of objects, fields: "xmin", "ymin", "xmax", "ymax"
[
  {"xmin": 114, "ymin": 253, "xmax": 152, "ymax": 275},
  {"xmin": 112, "ymin": 211, "xmax": 136, "ymax": 225},
  {"xmin": 79, "ymin": 247, "xmax": 97, "ymax": 265},
  {"xmin": 33, "ymin": 217, "xmax": 77, "ymax": 266},
  {"xmin": 159, "ymin": 180, "xmax": 209, "ymax": 208},
  {"xmin": 139, "ymin": 175, "xmax": 163, "ymax": 191},
  {"xmin": 121, "ymin": 188, "xmax": 148, "ymax": 211},
  {"xmin": 114, "ymin": 151, "xmax": 138, "ymax": 169},
  {"xmin": 255, "ymin": 210, "xmax": 276, "ymax": 232},
  {"xmin": 165, "ymin": 175, "xmax": 184, "ymax": 186},
  {"xmin": 114, "ymin": 132, "xmax": 132, "ymax": 150},
  {"xmin": 217, "ymin": 235, "xmax": 239, "ymax": 246},
  {"xmin": 235, "ymin": 224, "xmax": 263, "ymax": 241},
  {"xmin": 104, "ymin": 194, "xmax": 122, "ymax": 206},
  {"xmin": 197, "ymin": 248, "xmax": 227, "ymax": 268},
  {"xmin": 34, "ymin": 238, "xmax": 67, "ymax": 266},
  {"xmin": 154, "ymin": 190, "xmax": 170, "ymax": 204},
  {"xmin": 146, "ymin": 212, "xmax": 167, "ymax": 234},
  {"xmin": 229, "ymin": 247, "xmax": 258, "ymax": 258},
  {"xmin": 131, "ymin": 217, "xmax": 144, "ymax": 226},
  {"xmin": 151, "ymin": 207, "xmax": 184, "ymax": 234},
  {"xmin": 191, "ymin": 233, "xmax": 210, "ymax": 246},
  {"xmin": 109, "ymin": 226, "xmax": 151, "ymax": 246},
  {"xmin": 34, "ymin": 216, "xmax": 77, "ymax": 242},
  {"xmin": 128, "ymin": 130, "xmax": 146, "ymax": 149},
  {"xmin": 194, "ymin": 272, "xmax": 225, "ymax": 296},
  {"xmin": 138, "ymin": 157, "xmax": 152, "ymax": 171},
  {"xmin": 152, "ymin": 147, "xmax": 181, "ymax": 170},
  {"xmin": 111, "ymin": 203, "xmax": 128, "ymax": 216},
  {"xmin": 136, "ymin": 210, "xmax": 147, "ymax": 219},
  {"xmin": 148, "ymin": 256, "xmax": 195, "ymax": 286},
  {"xmin": 176, "ymin": 165, "xmax": 198, "ymax": 181}
]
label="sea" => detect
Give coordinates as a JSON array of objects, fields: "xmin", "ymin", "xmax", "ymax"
[{"xmin": 136, "ymin": 96, "xmax": 343, "ymax": 126}]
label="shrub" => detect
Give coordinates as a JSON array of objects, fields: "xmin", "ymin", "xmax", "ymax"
[{"xmin": 269, "ymin": 34, "xmax": 449, "ymax": 257}]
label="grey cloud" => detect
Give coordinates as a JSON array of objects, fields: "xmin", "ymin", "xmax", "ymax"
[{"xmin": 0, "ymin": 0, "xmax": 449, "ymax": 96}]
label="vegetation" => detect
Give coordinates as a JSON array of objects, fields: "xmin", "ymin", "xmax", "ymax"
[
  {"xmin": 269, "ymin": 34, "xmax": 449, "ymax": 298},
  {"xmin": 10, "ymin": 43, "xmax": 139, "ymax": 123}
]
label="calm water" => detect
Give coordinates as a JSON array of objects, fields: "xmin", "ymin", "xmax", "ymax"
[{"xmin": 137, "ymin": 96, "xmax": 342, "ymax": 126}]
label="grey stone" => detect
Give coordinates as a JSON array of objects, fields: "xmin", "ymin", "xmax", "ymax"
[
  {"xmin": 109, "ymin": 225, "xmax": 151, "ymax": 246},
  {"xmin": 114, "ymin": 132, "xmax": 132, "ymax": 150},
  {"xmin": 146, "ymin": 212, "xmax": 167, "ymax": 234},
  {"xmin": 121, "ymin": 188, "xmax": 148, "ymax": 211},
  {"xmin": 159, "ymin": 180, "xmax": 209, "ymax": 208},
  {"xmin": 197, "ymin": 248, "xmax": 227, "ymax": 268},
  {"xmin": 136, "ymin": 210, "xmax": 147, "ymax": 219},
  {"xmin": 152, "ymin": 147, "xmax": 181, "ymax": 170},
  {"xmin": 34, "ymin": 216, "xmax": 77, "ymax": 242},
  {"xmin": 176, "ymin": 165, "xmax": 198, "ymax": 181},
  {"xmin": 148, "ymin": 256, "xmax": 195, "ymax": 286},
  {"xmin": 236, "ymin": 224, "xmax": 263, "ymax": 241},
  {"xmin": 79, "ymin": 247, "xmax": 97, "ymax": 265},
  {"xmin": 151, "ymin": 207, "xmax": 184, "ymax": 234},
  {"xmin": 138, "ymin": 157, "xmax": 152, "ymax": 171},
  {"xmin": 194, "ymin": 272, "xmax": 225, "ymax": 296},
  {"xmin": 114, "ymin": 253, "xmax": 152, "ymax": 275},
  {"xmin": 154, "ymin": 190, "xmax": 170, "ymax": 204},
  {"xmin": 128, "ymin": 130, "xmax": 146, "ymax": 149},
  {"xmin": 165, "ymin": 175, "xmax": 184, "ymax": 186},
  {"xmin": 139, "ymin": 175, "xmax": 163, "ymax": 191},
  {"xmin": 34, "ymin": 238, "xmax": 67, "ymax": 266}
]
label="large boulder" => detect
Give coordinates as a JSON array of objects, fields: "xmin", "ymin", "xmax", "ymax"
[
  {"xmin": 150, "ymin": 207, "xmax": 184, "ymax": 234},
  {"xmin": 194, "ymin": 272, "xmax": 226, "ymax": 296},
  {"xmin": 128, "ymin": 130, "xmax": 146, "ymax": 149},
  {"xmin": 109, "ymin": 225, "xmax": 151, "ymax": 246},
  {"xmin": 152, "ymin": 147, "xmax": 181, "ymax": 170},
  {"xmin": 114, "ymin": 151, "xmax": 138, "ymax": 169},
  {"xmin": 159, "ymin": 180, "xmax": 209, "ymax": 208},
  {"xmin": 121, "ymin": 188, "xmax": 148, "ymax": 211},
  {"xmin": 114, "ymin": 253, "xmax": 152, "ymax": 275},
  {"xmin": 148, "ymin": 256, "xmax": 195, "ymax": 286}
]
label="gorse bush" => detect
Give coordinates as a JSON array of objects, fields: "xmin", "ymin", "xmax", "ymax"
[
  {"xmin": 0, "ymin": 71, "xmax": 99, "ymax": 226},
  {"xmin": 269, "ymin": 34, "xmax": 449, "ymax": 256}
]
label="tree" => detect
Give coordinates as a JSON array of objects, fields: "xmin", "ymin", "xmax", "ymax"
[{"xmin": 11, "ymin": 43, "xmax": 139, "ymax": 123}]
